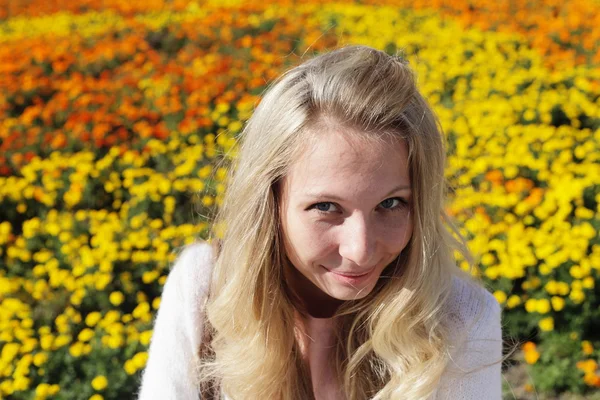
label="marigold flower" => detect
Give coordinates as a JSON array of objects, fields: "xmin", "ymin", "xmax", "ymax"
[
  {"xmin": 539, "ymin": 317, "xmax": 554, "ymax": 332},
  {"xmin": 91, "ymin": 375, "xmax": 108, "ymax": 391}
]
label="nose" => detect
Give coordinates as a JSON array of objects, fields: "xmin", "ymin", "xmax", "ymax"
[{"xmin": 338, "ymin": 213, "xmax": 378, "ymax": 268}]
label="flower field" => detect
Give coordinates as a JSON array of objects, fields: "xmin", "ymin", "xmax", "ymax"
[{"xmin": 0, "ymin": 1, "xmax": 599, "ymax": 398}]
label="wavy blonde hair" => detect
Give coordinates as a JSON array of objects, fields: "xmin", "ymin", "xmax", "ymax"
[{"xmin": 200, "ymin": 45, "xmax": 498, "ymax": 399}]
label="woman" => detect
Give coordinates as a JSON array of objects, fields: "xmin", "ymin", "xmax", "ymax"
[{"xmin": 137, "ymin": 45, "xmax": 504, "ymax": 399}]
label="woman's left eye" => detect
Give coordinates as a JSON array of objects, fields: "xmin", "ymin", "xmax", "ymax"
[{"xmin": 379, "ymin": 198, "xmax": 405, "ymax": 211}]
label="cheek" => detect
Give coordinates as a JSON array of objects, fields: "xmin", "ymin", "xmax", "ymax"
[
  {"xmin": 285, "ymin": 214, "xmax": 334, "ymax": 261},
  {"xmin": 379, "ymin": 217, "xmax": 413, "ymax": 250}
]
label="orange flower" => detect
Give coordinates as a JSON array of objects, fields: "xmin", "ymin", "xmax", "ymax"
[
  {"xmin": 33, "ymin": 187, "xmax": 45, "ymax": 202},
  {"xmin": 524, "ymin": 349, "xmax": 540, "ymax": 365},
  {"xmin": 577, "ymin": 359, "xmax": 598, "ymax": 374},
  {"xmin": 524, "ymin": 188, "xmax": 544, "ymax": 206},
  {"xmin": 522, "ymin": 341, "xmax": 537, "ymax": 352},
  {"xmin": 522, "ymin": 341, "xmax": 540, "ymax": 365},
  {"xmin": 51, "ymin": 133, "xmax": 67, "ymax": 149},
  {"xmin": 584, "ymin": 373, "xmax": 600, "ymax": 387},
  {"xmin": 484, "ymin": 170, "xmax": 503, "ymax": 185}
]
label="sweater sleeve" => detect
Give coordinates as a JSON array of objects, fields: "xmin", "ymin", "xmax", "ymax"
[
  {"xmin": 136, "ymin": 241, "xmax": 214, "ymax": 400},
  {"xmin": 434, "ymin": 276, "xmax": 503, "ymax": 400}
]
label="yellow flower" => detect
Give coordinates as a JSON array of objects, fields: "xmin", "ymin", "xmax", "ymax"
[
  {"xmin": 53, "ymin": 334, "xmax": 71, "ymax": 349},
  {"xmin": 21, "ymin": 337, "xmax": 37, "ymax": 353},
  {"xmin": 142, "ymin": 271, "xmax": 159, "ymax": 284},
  {"xmin": 89, "ymin": 395, "xmax": 104, "ymax": 400},
  {"xmin": 550, "ymin": 296, "xmax": 565, "ymax": 312},
  {"xmin": 2, "ymin": 342, "xmax": 20, "ymax": 362},
  {"xmin": 216, "ymin": 167, "xmax": 229, "ymax": 181},
  {"xmin": 33, "ymin": 352, "xmax": 48, "ymax": 367},
  {"xmin": 228, "ymin": 120, "xmax": 242, "ymax": 132},
  {"xmin": 493, "ymin": 290, "xmax": 507, "ymax": 304},
  {"xmin": 198, "ymin": 165, "xmax": 212, "ymax": 178},
  {"xmin": 570, "ymin": 265, "xmax": 585, "ymax": 279},
  {"xmin": 36, "ymin": 382, "xmax": 51, "ymax": 397},
  {"xmin": 557, "ymin": 282, "xmax": 570, "ymax": 296},
  {"xmin": 152, "ymin": 297, "xmax": 161, "ymax": 310},
  {"xmin": 535, "ymin": 298, "xmax": 551, "ymax": 314},
  {"xmin": 524, "ymin": 299, "xmax": 537, "ymax": 313},
  {"xmin": 48, "ymin": 384, "xmax": 60, "ymax": 395},
  {"xmin": 124, "ymin": 359, "xmax": 137, "ymax": 375},
  {"xmin": 95, "ymin": 274, "xmax": 112, "ymax": 291},
  {"xmin": 109, "ymin": 292, "xmax": 124, "ymax": 306},
  {"xmin": 140, "ymin": 330, "xmax": 153, "ymax": 346},
  {"xmin": 69, "ymin": 342, "xmax": 84, "ymax": 357},
  {"xmin": 91, "ymin": 375, "xmax": 108, "ymax": 391},
  {"xmin": 85, "ymin": 312, "xmax": 102, "ymax": 327},
  {"xmin": 523, "ymin": 109, "xmax": 536, "ymax": 121},
  {"xmin": 202, "ymin": 195, "xmax": 214, "ymax": 207},
  {"xmin": 539, "ymin": 264, "xmax": 552, "ymax": 275},
  {"xmin": 582, "ymin": 340, "xmax": 594, "ymax": 355},
  {"xmin": 137, "ymin": 291, "xmax": 148, "ymax": 303},
  {"xmin": 539, "ymin": 317, "xmax": 554, "ymax": 332},
  {"xmin": 132, "ymin": 352, "xmax": 149, "ymax": 369},
  {"xmin": 133, "ymin": 302, "xmax": 150, "ymax": 320},
  {"xmin": 103, "ymin": 335, "xmax": 123, "ymax": 349},
  {"xmin": 570, "ymin": 289, "xmax": 586, "ymax": 304},
  {"xmin": 13, "ymin": 376, "xmax": 30, "ymax": 390},
  {"xmin": 158, "ymin": 179, "xmax": 171, "ymax": 194},
  {"xmin": 583, "ymin": 276, "xmax": 595, "ymax": 289},
  {"xmin": 78, "ymin": 328, "xmax": 95, "ymax": 342},
  {"xmin": 506, "ymin": 295, "xmax": 521, "ymax": 308}
]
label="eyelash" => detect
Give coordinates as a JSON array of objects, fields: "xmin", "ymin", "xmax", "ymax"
[{"xmin": 309, "ymin": 197, "xmax": 409, "ymax": 216}]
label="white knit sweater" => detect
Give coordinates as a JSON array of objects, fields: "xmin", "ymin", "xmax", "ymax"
[{"xmin": 137, "ymin": 242, "xmax": 503, "ymax": 400}]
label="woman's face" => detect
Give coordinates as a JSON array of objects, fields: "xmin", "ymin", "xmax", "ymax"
[{"xmin": 280, "ymin": 127, "xmax": 413, "ymax": 306}]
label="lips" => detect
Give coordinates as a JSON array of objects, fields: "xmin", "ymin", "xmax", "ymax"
[
  {"xmin": 322, "ymin": 265, "xmax": 376, "ymax": 277},
  {"xmin": 322, "ymin": 265, "xmax": 377, "ymax": 286},
  {"xmin": 331, "ymin": 269, "xmax": 372, "ymax": 277}
]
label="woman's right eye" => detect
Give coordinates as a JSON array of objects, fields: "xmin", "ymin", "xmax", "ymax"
[{"xmin": 311, "ymin": 202, "xmax": 339, "ymax": 214}]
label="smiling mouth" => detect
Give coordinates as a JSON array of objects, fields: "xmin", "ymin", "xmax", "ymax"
[{"xmin": 322, "ymin": 266, "xmax": 376, "ymax": 277}]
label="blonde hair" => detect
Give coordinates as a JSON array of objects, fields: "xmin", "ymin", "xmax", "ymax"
[{"xmin": 200, "ymin": 45, "xmax": 501, "ymax": 399}]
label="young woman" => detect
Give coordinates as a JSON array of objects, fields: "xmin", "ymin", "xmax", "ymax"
[{"xmin": 137, "ymin": 45, "xmax": 504, "ymax": 399}]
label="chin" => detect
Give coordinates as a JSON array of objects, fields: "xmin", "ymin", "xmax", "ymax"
[{"xmin": 328, "ymin": 284, "xmax": 376, "ymax": 301}]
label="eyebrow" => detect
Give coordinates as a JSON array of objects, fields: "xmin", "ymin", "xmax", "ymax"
[{"xmin": 303, "ymin": 184, "xmax": 412, "ymax": 202}]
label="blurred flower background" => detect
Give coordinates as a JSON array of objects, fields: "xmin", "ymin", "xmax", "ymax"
[{"xmin": 0, "ymin": 0, "xmax": 599, "ymax": 399}]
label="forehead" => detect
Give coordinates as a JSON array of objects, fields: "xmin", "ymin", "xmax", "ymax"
[{"xmin": 283, "ymin": 128, "xmax": 410, "ymax": 196}]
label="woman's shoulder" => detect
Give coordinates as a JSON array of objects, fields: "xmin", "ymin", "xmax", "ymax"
[
  {"xmin": 165, "ymin": 240, "xmax": 216, "ymax": 301},
  {"xmin": 170, "ymin": 240, "xmax": 215, "ymax": 271},
  {"xmin": 137, "ymin": 241, "xmax": 215, "ymax": 399},
  {"xmin": 448, "ymin": 274, "xmax": 501, "ymax": 318},
  {"xmin": 445, "ymin": 274, "xmax": 502, "ymax": 345},
  {"xmin": 435, "ymin": 275, "xmax": 503, "ymax": 397}
]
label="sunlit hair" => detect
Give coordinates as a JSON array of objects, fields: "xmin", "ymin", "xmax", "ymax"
[{"xmin": 199, "ymin": 45, "xmax": 502, "ymax": 399}]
